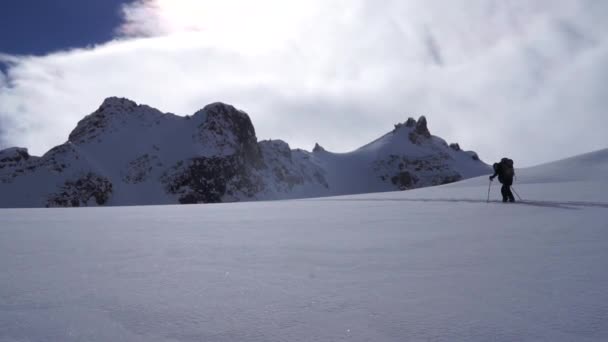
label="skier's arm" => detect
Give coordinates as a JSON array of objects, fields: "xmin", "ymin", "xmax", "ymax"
[{"xmin": 489, "ymin": 170, "xmax": 498, "ymax": 181}]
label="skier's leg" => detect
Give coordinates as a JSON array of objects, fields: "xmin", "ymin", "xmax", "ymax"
[
  {"xmin": 508, "ymin": 187, "xmax": 515, "ymax": 202},
  {"xmin": 505, "ymin": 180, "xmax": 515, "ymax": 202},
  {"xmin": 500, "ymin": 185, "xmax": 508, "ymax": 202}
]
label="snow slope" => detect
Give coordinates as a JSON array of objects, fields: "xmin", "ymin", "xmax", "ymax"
[
  {"xmin": 414, "ymin": 148, "xmax": 608, "ymax": 204},
  {"xmin": 0, "ymin": 98, "xmax": 488, "ymax": 208},
  {"xmin": 0, "ymin": 150, "xmax": 607, "ymax": 341},
  {"xmin": 309, "ymin": 117, "xmax": 488, "ymax": 196}
]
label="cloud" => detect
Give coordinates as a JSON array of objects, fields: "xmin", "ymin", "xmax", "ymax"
[{"xmin": 0, "ymin": 0, "xmax": 607, "ymax": 166}]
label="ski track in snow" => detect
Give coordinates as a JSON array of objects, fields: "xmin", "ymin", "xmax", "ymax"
[{"xmin": 310, "ymin": 198, "xmax": 608, "ymax": 210}]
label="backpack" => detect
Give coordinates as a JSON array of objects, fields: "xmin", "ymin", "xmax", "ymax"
[{"xmin": 500, "ymin": 158, "xmax": 515, "ymax": 178}]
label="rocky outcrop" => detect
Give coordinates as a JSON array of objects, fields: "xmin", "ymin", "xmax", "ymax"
[
  {"xmin": 401, "ymin": 116, "xmax": 432, "ymax": 145},
  {"xmin": 160, "ymin": 102, "xmax": 272, "ymax": 204},
  {"xmin": 0, "ymin": 148, "xmax": 40, "ymax": 184},
  {"xmin": 375, "ymin": 153, "xmax": 464, "ymax": 190},
  {"xmin": 313, "ymin": 143, "xmax": 325, "ymax": 153},
  {"xmin": 46, "ymin": 173, "xmax": 113, "ymax": 207},
  {"xmin": 161, "ymin": 155, "xmax": 263, "ymax": 204},
  {"xmin": 0, "ymin": 148, "xmax": 36, "ymax": 181},
  {"xmin": 391, "ymin": 171, "xmax": 417, "ymax": 190},
  {"xmin": 194, "ymin": 102, "xmax": 263, "ymax": 166},
  {"xmin": 405, "ymin": 117, "xmax": 417, "ymax": 128},
  {"xmin": 414, "ymin": 116, "xmax": 431, "ymax": 138},
  {"xmin": 0, "ymin": 147, "xmax": 31, "ymax": 165}
]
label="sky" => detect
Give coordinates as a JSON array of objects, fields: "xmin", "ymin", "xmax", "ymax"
[
  {"xmin": 0, "ymin": 0, "xmax": 128, "ymax": 56},
  {"xmin": 0, "ymin": 0, "xmax": 607, "ymax": 167}
]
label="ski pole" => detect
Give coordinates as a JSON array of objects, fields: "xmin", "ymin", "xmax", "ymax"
[
  {"xmin": 511, "ymin": 186, "xmax": 522, "ymax": 201},
  {"xmin": 487, "ymin": 180, "xmax": 492, "ymax": 203}
]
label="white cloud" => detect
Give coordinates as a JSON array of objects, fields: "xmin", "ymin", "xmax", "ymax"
[{"xmin": 0, "ymin": 0, "xmax": 607, "ymax": 166}]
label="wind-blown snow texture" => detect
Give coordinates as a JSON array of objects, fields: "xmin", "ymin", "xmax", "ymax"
[
  {"xmin": 1, "ymin": 149, "xmax": 607, "ymax": 341},
  {"xmin": 0, "ymin": 97, "xmax": 488, "ymax": 208}
]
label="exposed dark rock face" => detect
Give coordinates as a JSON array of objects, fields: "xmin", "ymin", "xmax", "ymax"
[
  {"xmin": 391, "ymin": 171, "xmax": 417, "ymax": 190},
  {"xmin": 160, "ymin": 103, "xmax": 280, "ymax": 204},
  {"xmin": 414, "ymin": 116, "xmax": 431, "ymax": 138},
  {"xmin": 0, "ymin": 148, "xmax": 34, "ymax": 181},
  {"xmin": 195, "ymin": 102, "xmax": 264, "ymax": 167},
  {"xmin": 407, "ymin": 116, "xmax": 432, "ymax": 145},
  {"xmin": 0, "ymin": 148, "xmax": 41, "ymax": 183},
  {"xmin": 375, "ymin": 154, "xmax": 463, "ymax": 190},
  {"xmin": 313, "ymin": 143, "xmax": 325, "ymax": 153},
  {"xmin": 0, "ymin": 147, "xmax": 30, "ymax": 164},
  {"xmin": 449, "ymin": 143, "xmax": 461, "ymax": 151},
  {"xmin": 47, "ymin": 173, "xmax": 113, "ymax": 207},
  {"xmin": 408, "ymin": 132, "xmax": 422, "ymax": 145},
  {"xmin": 405, "ymin": 117, "xmax": 417, "ymax": 128},
  {"xmin": 161, "ymin": 155, "xmax": 263, "ymax": 204},
  {"xmin": 68, "ymin": 113, "xmax": 108, "ymax": 144},
  {"xmin": 394, "ymin": 117, "xmax": 416, "ymax": 132}
]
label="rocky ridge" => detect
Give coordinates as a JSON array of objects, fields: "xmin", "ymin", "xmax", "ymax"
[{"xmin": 0, "ymin": 97, "xmax": 490, "ymax": 207}]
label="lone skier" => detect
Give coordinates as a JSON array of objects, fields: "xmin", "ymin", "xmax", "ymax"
[{"xmin": 489, "ymin": 158, "xmax": 516, "ymax": 202}]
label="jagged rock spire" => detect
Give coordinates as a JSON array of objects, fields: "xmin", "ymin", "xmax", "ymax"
[
  {"xmin": 449, "ymin": 143, "xmax": 461, "ymax": 151},
  {"xmin": 405, "ymin": 117, "xmax": 417, "ymax": 128},
  {"xmin": 414, "ymin": 116, "xmax": 430, "ymax": 138}
]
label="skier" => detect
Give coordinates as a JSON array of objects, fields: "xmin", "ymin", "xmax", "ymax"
[{"xmin": 489, "ymin": 158, "xmax": 516, "ymax": 202}]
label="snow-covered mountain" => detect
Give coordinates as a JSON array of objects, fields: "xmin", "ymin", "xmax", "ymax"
[{"xmin": 0, "ymin": 97, "xmax": 489, "ymax": 208}]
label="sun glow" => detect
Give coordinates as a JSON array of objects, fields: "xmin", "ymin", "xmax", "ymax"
[{"xmin": 122, "ymin": 0, "xmax": 319, "ymax": 47}]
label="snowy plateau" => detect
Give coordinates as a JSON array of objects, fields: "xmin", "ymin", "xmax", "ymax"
[
  {"xmin": 0, "ymin": 99, "xmax": 607, "ymax": 341},
  {"xmin": 0, "ymin": 97, "xmax": 488, "ymax": 208}
]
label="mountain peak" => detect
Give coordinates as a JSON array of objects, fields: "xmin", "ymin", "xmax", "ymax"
[
  {"xmin": 100, "ymin": 96, "xmax": 137, "ymax": 108},
  {"xmin": 68, "ymin": 97, "xmax": 162, "ymax": 144},
  {"xmin": 194, "ymin": 101, "xmax": 262, "ymax": 165},
  {"xmin": 414, "ymin": 116, "xmax": 430, "ymax": 138},
  {"xmin": 393, "ymin": 116, "xmax": 430, "ymax": 139},
  {"xmin": 201, "ymin": 102, "xmax": 240, "ymax": 113},
  {"xmin": 405, "ymin": 117, "xmax": 417, "ymax": 128},
  {"xmin": 197, "ymin": 102, "xmax": 256, "ymax": 140}
]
